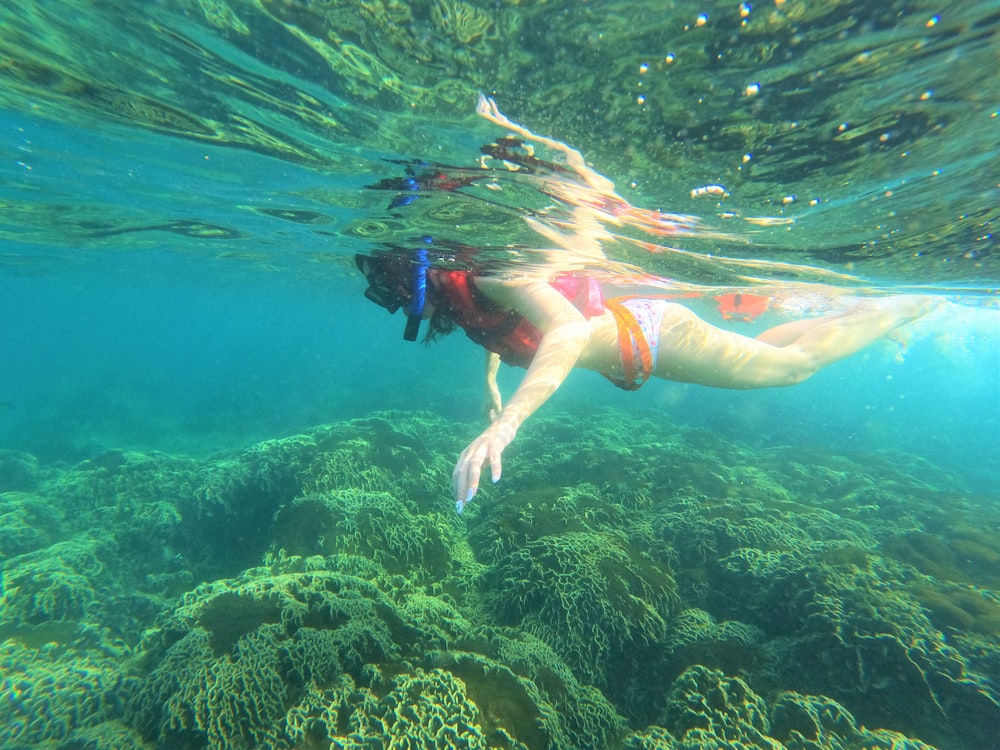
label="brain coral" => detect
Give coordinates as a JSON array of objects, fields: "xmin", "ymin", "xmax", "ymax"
[
  {"xmin": 620, "ymin": 666, "xmax": 940, "ymax": 750},
  {"xmin": 1, "ymin": 536, "xmax": 103, "ymax": 627},
  {"xmin": 341, "ymin": 668, "xmax": 490, "ymax": 748},
  {"xmin": 661, "ymin": 665, "xmax": 779, "ymax": 750},
  {"xmin": 714, "ymin": 547, "xmax": 1000, "ymax": 749},
  {"xmin": 126, "ymin": 554, "xmax": 617, "ymax": 750},
  {"xmin": 0, "ymin": 491, "xmax": 61, "ymax": 557},
  {"xmin": 126, "ymin": 562, "xmax": 434, "ymax": 748},
  {"xmin": 661, "ymin": 608, "xmax": 765, "ymax": 681},
  {"xmin": 483, "ymin": 530, "xmax": 678, "ymax": 711},
  {"xmin": 0, "ymin": 640, "xmax": 131, "ymax": 747},
  {"xmin": 270, "ymin": 489, "xmax": 459, "ymax": 580}
]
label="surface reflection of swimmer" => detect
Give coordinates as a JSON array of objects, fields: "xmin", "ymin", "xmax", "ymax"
[{"xmin": 357, "ymin": 98, "xmax": 940, "ymax": 512}]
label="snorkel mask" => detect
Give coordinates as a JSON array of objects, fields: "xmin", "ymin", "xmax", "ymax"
[{"xmin": 357, "ymin": 238, "xmax": 432, "ymax": 341}]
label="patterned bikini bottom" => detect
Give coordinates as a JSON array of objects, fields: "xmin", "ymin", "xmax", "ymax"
[{"xmin": 601, "ymin": 297, "xmax": 669, "ymax": 390}]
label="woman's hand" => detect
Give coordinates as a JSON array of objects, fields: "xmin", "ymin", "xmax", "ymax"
[
  {"xmin": 484, "ymin": 386, "xmax": 502, "ymax": 423},
  {"xmin": 453, "ymin": 421, "xmax": 516, "ymax": 513}
]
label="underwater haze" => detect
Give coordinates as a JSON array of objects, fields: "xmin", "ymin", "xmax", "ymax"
[{"xmin": 1, "ymin": 2, "xmax": 999, "ymax": 749}]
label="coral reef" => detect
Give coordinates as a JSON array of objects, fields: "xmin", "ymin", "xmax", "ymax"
[
  {"xmin": 1, "ymin": 407, "xmax": 997, "ymax": 749},
  {"xmin": 270, "ymin": 489, "xmax": 460, "ymax": 581},
  {"xmin": 1, "ymin": 536, "xmax": 103, "ymax": 631},
  {"xmin": 126, "ymin": 557, "xmax": 455, "ymax": 748},
  {"xmin": 484, "ymin": 529, "xmax": 678, "ymax": 709},
  {"xmin": 711, "ymin": 549, "xmax": 998, "ymax": 747},
  {"xmin": 0, "ymin": 491, "xmax": 61, "ymax": 557},
  {"xmin": 0, "ymin": 640, "xmax": 133, "ymax": 748},
  {"xmin": 660, "ymin": 665, "xmax": 777, "ymax": 749},
  {"xmin": 332, "ymin": 668, "xmax": 491, "ymax": 748},
  {"xmin": 125, "ymin": 554, "xmax": 622, "ymax": 749},
  {"xmin": 769, "ymin": 691, "xmax": 939, "ymax": 750},
  {"xmin": 621, "ymin": 666, "xmax": 941, "ymax": 750},
  {"xmin": 0, "ymin": 449, "xmax": 41, "ymax": 492},
  {"xmin": 661, "ymin": 608, "xmax": 765, "ymax": 682}
]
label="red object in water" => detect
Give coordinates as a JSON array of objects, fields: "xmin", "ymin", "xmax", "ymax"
[{"xmin": 716, "ymin": 292, "xmax": 770, "ymax": 322}]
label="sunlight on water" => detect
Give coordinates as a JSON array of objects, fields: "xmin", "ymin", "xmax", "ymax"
[{"xmin": 0, "ymin": 0, "xmax": 996, "ymax": 286}]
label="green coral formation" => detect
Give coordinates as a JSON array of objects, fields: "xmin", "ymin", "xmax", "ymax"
[
  {"xmin": 769, "ymin": 691, "xmax": 939, "ymax": 750},
  {"xmin": 710, "ymin": 548, "xmax": 997, "ymax": 746},
  {"xmin": 0, "ymin": 491, "xmax": 60, "ymax": 557},
  {"xmin": 1, "ymin": 538, "xmax": 100, "ymax": 625},
  {"xmin": 484, "ymin": 529, "xmax": 678, "ymax": 700},
  {"xmin": 660, "ymin": 665, "xmax": 777, "ymax": 749},
  {"xmin": 334, "ymin": 668, "xmax": 491, "ymax": 748},
  {"xmin": 621, "ymin": 665, "xmax": 941, "ymax": 750},
  {"xmin": 124, "ymin": 554, "xmax": 623, "ymax": 749},
  {"xmin": 1, "ymin": 407, "xmax": 997, "ymax": 749},
  {"xmin": 271, "ymin": 489, "xmax": 459, "ymax": 581},
  {"xmin": 0, "ymin": 640, "xmax": 134, "ymax": 748},
  {"xmin": 661, "ymin": 608, "xmax": 764, "ymax": 682},
  {"xmin": 0, "ymin": 449, "xmax": 41, "ymax": 492}
]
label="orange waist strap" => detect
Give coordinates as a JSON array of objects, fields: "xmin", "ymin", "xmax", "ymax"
[{"xmin": 602, "ymin": 297, "xmax": 655, "ymax": 391}]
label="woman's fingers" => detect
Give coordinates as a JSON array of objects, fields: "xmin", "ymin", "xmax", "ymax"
[
  {"xmin": 453, "ymin": 444, "xmax": 484, "ymax": 512},
  {"xmin": 452, "ymin": 433, "xmax": 507, "ymax": 513},
  {"xmin": 489, "ymin": 444, "xmax": 503, "ymax": 484}
]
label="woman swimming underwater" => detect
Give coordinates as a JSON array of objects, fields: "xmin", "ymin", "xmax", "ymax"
[{"xmin": 358, "ymin": 97, "xmax": 940, "ymax": 512}]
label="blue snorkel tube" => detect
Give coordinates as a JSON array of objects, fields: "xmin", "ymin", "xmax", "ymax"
[{"xmin": 403, "ymin": 238, "xmax": 432, "ymax": 341}]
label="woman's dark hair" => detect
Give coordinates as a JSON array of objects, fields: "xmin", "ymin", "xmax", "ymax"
[{"xmin": 423, "ymin": 303, "xmax": 456, "ymax": 343}]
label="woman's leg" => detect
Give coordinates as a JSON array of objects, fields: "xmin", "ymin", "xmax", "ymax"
[
  {"xmin": 754, "ymin": 316, "xmax": 835, "ymax": 346},
  {"xmin": 653, "ymin": 297, "xmax": 936, "ymax": 389}
]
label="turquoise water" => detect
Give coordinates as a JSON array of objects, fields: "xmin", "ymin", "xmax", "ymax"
[{"xmin": 1, "ymin": 2, "xmax": 999, "ymax": 749}]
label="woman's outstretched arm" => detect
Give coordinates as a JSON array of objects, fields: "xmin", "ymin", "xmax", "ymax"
[
  {"xmin": 484, "ymin": 351, "xmax": 502, "ymax": 421},
  {"xmin": 453, "ymin": 278, "xmax": 591, "ymax": 511}
]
